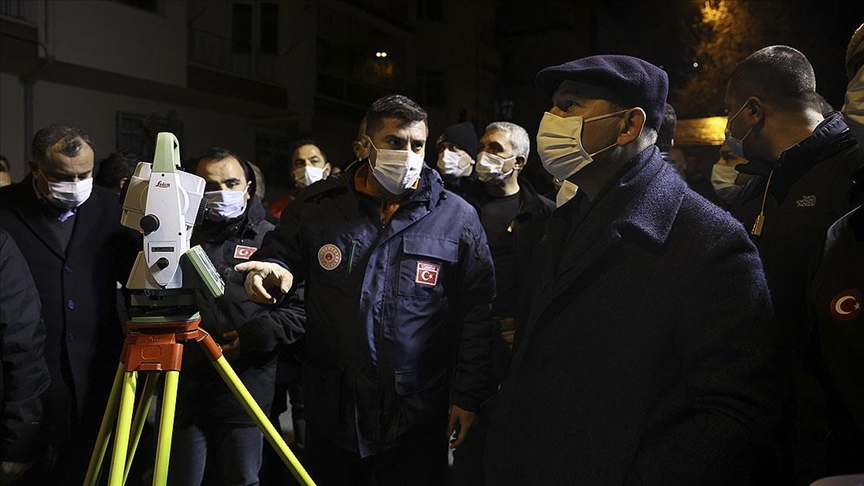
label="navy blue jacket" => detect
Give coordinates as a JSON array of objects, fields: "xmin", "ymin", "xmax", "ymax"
[
  {"xmin": 485, "ymin": 147, "xmax": 780, "ymax": 485},
  {"xmin": 255, "ymin": 162, "xmax": 495, "ymax": 456}
]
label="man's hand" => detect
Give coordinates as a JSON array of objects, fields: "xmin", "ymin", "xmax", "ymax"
[
  {"xmin": 0, "ymin": 460, "xmax": 33, "ymax": 484},
  {"xmin": 234, "ymin": 261, "xmax": 293, "ymax": 304},
  {"xmin": 221, "ymin": 330, "xmax": 241, "ymax": 361},
  {"xmin": 446, "ymin": 405, "xmax": 477, "ymax": 449}
]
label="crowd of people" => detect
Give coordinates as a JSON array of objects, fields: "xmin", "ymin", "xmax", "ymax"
[{"xmin": 0, "ymin": 23, "xmax": 862, "ymax": 486}]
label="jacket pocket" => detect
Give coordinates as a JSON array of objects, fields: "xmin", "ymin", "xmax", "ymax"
[
  {"xmin": 394, "ymin": 367, "xmax": 448, "ymax": 426},
  {"xmin": 398, "ymin": 235, "xmax": 458, "ymax": 298}
]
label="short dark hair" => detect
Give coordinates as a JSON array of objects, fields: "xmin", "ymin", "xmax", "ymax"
[
  {"xmin": 657, "ymin": 103, "xmax": 677, "ymax": 152},
  {"xmin": 364, "ymin": 94, "xmax": 428, "ymax": 137},
  {"xmin": 95, "ymin": 151, "xmax": 139, "ymax": 189},
  {"xmin": 192, "ymin": 147, "xmax": 256, "ymax": 196},
  {"xmin": 728, "ymin": 45, "xmax": 817, "ymax": 113},
  {"xmin": 31, "ymin": 125, "xmax": 95, "ymax": 165},
  {"xmin": 292, "ymin": 139, "xmax": 328, "ymax": 162}
]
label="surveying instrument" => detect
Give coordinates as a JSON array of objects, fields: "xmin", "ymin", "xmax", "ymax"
[{"xmin": 83, "ymin": 133, "xmax": 315, "ymax": 485}]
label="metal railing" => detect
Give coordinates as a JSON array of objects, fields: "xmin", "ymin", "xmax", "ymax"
[
  {"xmin": 0, "ymin": 0, "xmax": 36, "ymax": 23},
  {"xmin": 188, "ymin": 28, "xmax": 281, "ymax": 85}
]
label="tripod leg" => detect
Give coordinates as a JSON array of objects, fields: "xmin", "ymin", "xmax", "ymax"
[
  {"xmin": 123, "ymin": 372, "xmax": 159, "ymax": 485},
  {"xmin": 210, "ymin": 355, "xmax": 316, "ymax": 486},
  {"xmin": 84, "ymin": 362, "xmax": 126, "ymax": 486},
  {"xmin": 108, "ymin": 371, "xmax": 139, "ymax": 486},
  {"xmin": 153, "ymin": 370, "xmax": 179, "ymax": 486}
]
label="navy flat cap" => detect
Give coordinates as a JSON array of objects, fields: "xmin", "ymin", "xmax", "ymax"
[{"xmin": 535, "ymin": 55, "xmax": 669, "ymax": 131}]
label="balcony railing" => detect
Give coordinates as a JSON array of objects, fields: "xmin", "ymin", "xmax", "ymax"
[
  {"xmin": 188, "ymin": 27, "xmax": 281, "ymax": 86},
  {"xmin": 0, "ymin": 0, "xmax": 36, "ymax": 23}
]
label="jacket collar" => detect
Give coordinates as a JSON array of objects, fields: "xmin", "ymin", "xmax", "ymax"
[
  {"xmin": 772, "ymin": 111, "xmax": 855, "ymax": 202},
  {"xmin": 550, "ymin": 146, "xmax": 683, "ymax": 287}
]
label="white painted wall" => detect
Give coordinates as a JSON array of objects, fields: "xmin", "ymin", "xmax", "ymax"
[
  {"xmin": 46, "ymin": 0, "xmax": 187, "ymax": 87},
  {"xmin": 0, "ymin": 80, "xmax": 256, "ymax": 177}
]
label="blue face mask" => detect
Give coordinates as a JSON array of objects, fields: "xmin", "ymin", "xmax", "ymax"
[{"xmin": 725, "ymin": 102, "xmax": 754, "ymax": 159}]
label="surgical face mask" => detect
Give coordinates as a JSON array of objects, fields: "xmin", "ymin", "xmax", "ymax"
[
  {"xmin": 725, "ymin": 102, "xmax": 754, "ymax": 159},
  {"xmin": 475, "ymin": 152, "xmax": 516, "ymax": 184},
  {"xmin": 204, "ymin": 187, "xmax": 248, "ymax": 221},
  {"xmin": 842, "ymin": 66, "xmax": 864, "ymax": 146},
  {"xmin": 368, "ymin": 137, "xmax": 425, "ymax": 195},
  {"xmin": 45, "ymin": 176, "xmax": 93, "ymax": 208},
  {"xmin": 293, "ymin": 165, "xmax": 326, "ymax": 189},
  {"xmin": 536, "ymin": 110, "xmax": 625, "ymax": 181},
  {"xmin": 711, "ymin": 164, "xmax": 745, "ymax": 201},
  {"xmin": 556, "ymin": 180, "xmax": 579, "ymax": 208},
  {"xmin": 437, "ymin": 148, "xmax": 473, "ymax": 178}
]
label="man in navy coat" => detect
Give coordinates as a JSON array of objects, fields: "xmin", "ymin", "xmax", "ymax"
[
  {"xmin": 0, "ymin": 125, "xmax": 138, "ymax": 484},
  {"xmin": 238, "ymin": 95, "xmax": 496, "ymax": 484},
  {"xmin": 484, "ymin": 55, "xmax": 780, "ymax": 485}
]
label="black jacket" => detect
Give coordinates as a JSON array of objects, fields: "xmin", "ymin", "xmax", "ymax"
[
  {"xmin": 0, "ymin": 176, "xmax": 138, "ymax": 444},
  {"xmin": 0, "ymin": 228, "xmax": 51, "ymax": 463},
  {"xmin": 178, "ymin": 197, "xmax": 304, "ymax": 425}
]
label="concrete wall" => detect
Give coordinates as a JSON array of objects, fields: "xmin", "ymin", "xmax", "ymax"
[
  {"xmin": 46, "ymin": 0, "xmax": 187, "ymax": 86},
  {"xmin": 0, "ymin": 79, "xmax": 258, "ymax": 182}
]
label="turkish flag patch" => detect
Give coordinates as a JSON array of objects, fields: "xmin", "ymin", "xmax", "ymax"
[
  {"xmin": 233, "ymin": 245, "xmax": 258, "ymax": 260},
  {"xmin": 415, "ymin": 261, "xmax": 440, "ymax": 286},
  {"xmin": 829, "ymin": 288, "xmax": 861, "ymax": 322}
]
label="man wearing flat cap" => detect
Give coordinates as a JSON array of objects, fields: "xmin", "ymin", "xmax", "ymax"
[{"xmin": 484, "ymin": 55, "xmax": 780, "ymax": 484}]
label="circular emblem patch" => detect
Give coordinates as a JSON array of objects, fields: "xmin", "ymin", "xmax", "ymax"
[
  {"xmin": 317, "ymin": 244, "xmax": 342, "ymax": 271},
  {"xmin": 829, "ymin": 288, "xmax": 861, "ymax": 322}
]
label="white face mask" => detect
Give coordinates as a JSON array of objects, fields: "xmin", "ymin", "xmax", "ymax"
[
  {"xmin": 556, "ymin": 180, "xmax": 579, "ymax": 208},
  {"xmin": 711, "ymin": 164, "xmax": 745, "ymax": 201},
  {"xmin": 45, "ymin": 177, "xmax": 93, "ymax": 208},
  {"xmin": 725, "ymin": 102, "xmax": 754, "ymax": 159},
  {"xmin": 536, "ymin": 110, "xmax": 625, "ymax": 182},
  {"xmin": 368, "ymin": 137, "xmax": 425, "ymax": 195},
  {"xmin": 475, "ymin": 152, "xmax": 516, "ymax": 184},
  {"xmin": 293, "ymin": 165, "xmax": 326, "ymax": 189},
  {"xmin": 436, "ymin": 148, "xmax": 473, "ymax": 178},
  {"xmin": 204, "ymin": 187, "xmax": 248, "ymax": 221},
  {"xmin": 842, "ymin": 66, "xmax": 864, "ymax": 146}
]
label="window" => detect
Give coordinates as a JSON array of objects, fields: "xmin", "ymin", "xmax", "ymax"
[
  {"xmin": 494, "ymin": 100, "xmax": 515, "ymax": 120},
  {"xmin": 260, "ymin": 2, "xmax": 278, "ymax": 54},
  {"xmin": 416, "ymin": 69, "xmax": 446, "ymax": 108},
  {"xmin": 232, "ymin": 3, "xmax": 252, "ymax": 53},
  {"xmin": 419, "ymin": 0, "xmax": 444, "ymax": 21}
]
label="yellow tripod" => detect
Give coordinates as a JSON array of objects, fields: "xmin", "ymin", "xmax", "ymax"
[{"xmin": 83, "ymin": 315, "xmax": 315, "ymax": 486}]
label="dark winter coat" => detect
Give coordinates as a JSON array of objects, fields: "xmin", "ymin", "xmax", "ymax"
[
  {"xmin": 255, "ymin": 162, "xmax": 496, "ymax": 457},
  {"xmin": 484, "ymin": 146, "xmax": 780, "ymax": 485},
  {"xmin": 0, "ymin": 176, "xmax": 138, "ymax": 444},
  {"xmin": 0, "ymin": 228, "xmax": 51, "ymax": 462},
  {"xmin": 178, "ymin": 197, "xmax": 303, "ymax": 425}
]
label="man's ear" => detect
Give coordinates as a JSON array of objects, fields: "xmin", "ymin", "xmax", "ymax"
[
  {"xmin": 28, "ymin": 159, "xmax": 38, "ymax": 172},
  {"xmin": 618, "ymin": 108, "xmax": 646, "ymax": 145},
  {"xmin": 515, "ymin": 155, "xmax": 527, "ymax": 170},
  {"xmin": 323, "ymin": 162, "xmax": 332, "ymax": 178},
  {"xmin": 745, "ymin": 97, "xmax": 764, "ymax": 124}
]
